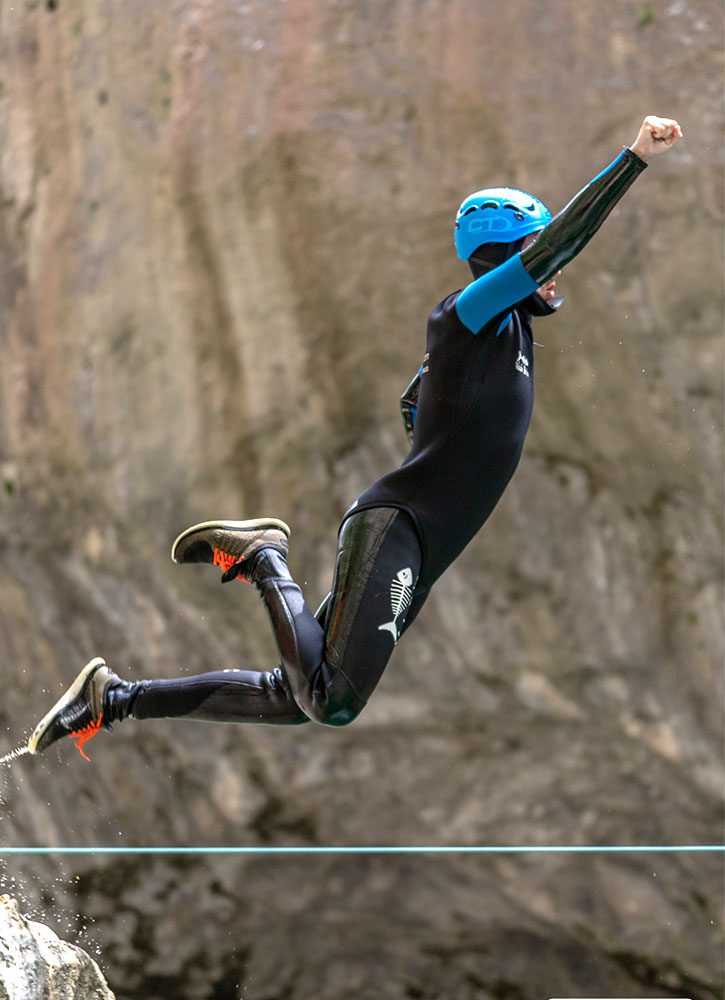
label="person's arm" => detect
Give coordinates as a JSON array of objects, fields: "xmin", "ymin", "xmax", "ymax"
[
  {"xmin": 518, "ymin": 146, "xmax": 648, "ymax": 287},
  {"xmin": 455, "ymin": 115, "xmax": 683, "ymax": 334}
]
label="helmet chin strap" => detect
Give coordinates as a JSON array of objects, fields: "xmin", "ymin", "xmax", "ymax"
[
  {"xmin": 468, "ymin": 238, "xmax": 525, "ymax": 277},
  {"xmin": 467, "ymin": 254, "xmax": 496, "ymax": 276}
]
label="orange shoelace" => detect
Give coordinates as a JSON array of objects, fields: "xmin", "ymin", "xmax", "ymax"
[
  {"xmin": 213, "ymin": 548, "xmax": 249, "ymax": 583},
  {"xmin": 70, "ymin": 713, "xmax": 104, "ymax": 762}
]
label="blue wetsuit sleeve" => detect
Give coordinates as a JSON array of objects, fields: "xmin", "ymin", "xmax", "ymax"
[
  {"xmin": 455, "ymin": 254, "xmax": 540, "ymax": 334},
  {"xmin": 455, "ymin": 147, "xmax": 648, "ymax": 335}
]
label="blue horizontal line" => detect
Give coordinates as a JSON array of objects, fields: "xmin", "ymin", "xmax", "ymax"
[{"xmin": 0, "ymin": 846, "xmax": 723, "ymax": 856}]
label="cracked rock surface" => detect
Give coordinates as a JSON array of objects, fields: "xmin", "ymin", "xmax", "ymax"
[
  {"xmin": 0, "ymin": 0, "xmax": 722, "ymax": 997},
  {"xmin": 0, "ymin": 896, "xmax": 114, "ymax": 1000}
]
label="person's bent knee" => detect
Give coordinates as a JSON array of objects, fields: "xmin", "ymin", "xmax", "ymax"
[
  {"xmin": 306, "ymin": 687, "xmax": 366, "ymax": 727},
  {"xmin": 315, "ymin": 706, "xmax": 361, "ymax": 727}
]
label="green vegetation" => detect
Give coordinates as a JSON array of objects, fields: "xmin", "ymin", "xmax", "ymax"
[{"xmin": 638, "ymin": 3, "xmax": 654, "ymax": 27}]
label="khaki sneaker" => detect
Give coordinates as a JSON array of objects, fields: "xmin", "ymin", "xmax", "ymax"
[
  {"xmin": 28, "ymin": 657, "xmax": 117, "ymax": 761},
  {"xmin": 171, "ymin": 517, "xmax": 290, "ymax": 583}
]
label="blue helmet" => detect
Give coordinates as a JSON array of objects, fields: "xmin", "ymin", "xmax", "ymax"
[{"xmin": 454, "ymin": 187, "xmax": 552, "ymax": 260}]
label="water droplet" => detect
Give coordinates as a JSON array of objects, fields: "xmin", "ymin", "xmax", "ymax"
[{"xmin": 0, "ymin": 746, "xmax": 29, "ymax": 766}]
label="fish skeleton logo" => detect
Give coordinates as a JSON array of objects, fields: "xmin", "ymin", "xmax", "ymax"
[
  {"xmin": 378, "ymin": 567, "xmax": 414, "ymax": 644},
  {"xmin": 515, "ymin": 350, "xmax": 530, "ymax": 377}
]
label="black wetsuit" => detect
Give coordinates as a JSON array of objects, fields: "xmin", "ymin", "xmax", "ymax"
[
  {"xmin": 105, "ymin": 147, "xmax": 647, "ymax": 729},
  {"xmin": 354, "ymin": 298, "xmax": 538, "ymax": 588}
]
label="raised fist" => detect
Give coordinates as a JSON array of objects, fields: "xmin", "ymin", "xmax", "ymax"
[{"xmin": 630, "ymin": 115, "xmax": 684, "ymax": 159}]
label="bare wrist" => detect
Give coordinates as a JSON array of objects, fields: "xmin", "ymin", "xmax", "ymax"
[{"xmin": 627, "ymin": 143, "xmax": 649, "ymax": 163}]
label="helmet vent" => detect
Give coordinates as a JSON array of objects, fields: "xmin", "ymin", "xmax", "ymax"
[
  {"xmin": 463, "ymin": 206, "xmax": 478, "ymax": 215},
  {"xmin": 503, "ymin": 201, "xmax": 525, "ymax": 221}
]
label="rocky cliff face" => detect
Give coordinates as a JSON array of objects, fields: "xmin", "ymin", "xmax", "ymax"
[
  {"xmin": 0, "ymin": 0, "xmax": 723, "ymax": 996},
  {"xmin": 0, "ymin": 896, "xmax": 114, "ymax": 1000}
]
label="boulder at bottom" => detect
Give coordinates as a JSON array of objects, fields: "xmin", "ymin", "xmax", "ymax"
[{"xmin": 0, "ymin": 896, "xmax": 114, "ymax": 1000}]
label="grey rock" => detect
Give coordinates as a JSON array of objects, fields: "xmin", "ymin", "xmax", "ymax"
[{"xmin": 0, "ymin": 897, "xmax": 114, "ymax": 1000}]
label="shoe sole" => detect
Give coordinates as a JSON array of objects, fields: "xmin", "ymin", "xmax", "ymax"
[
  {"xmin": 27, "ymin": 657, "xmax": 106, "ymax": 755},
  {"xmin": 170, "ymin": 518, "xmax": 291, "ymax": 564}
]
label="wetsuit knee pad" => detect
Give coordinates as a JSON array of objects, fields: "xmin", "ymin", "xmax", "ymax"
[{"xmin": 304, "ymin": 673, "xmax": 367, "ymax": 727}]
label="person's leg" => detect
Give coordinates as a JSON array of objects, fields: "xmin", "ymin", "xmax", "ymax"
[
  {"xmin": 27, "ymin": 654, "xmax": 308, "ymax": 763},
  {"xmin": 106, "ymin": 666, "xmax": 309, "ymax": 726},
  {"xmin": 28, "ymin": 510, "xmax": 423, "ymax": 756},
  {"xmin": 249, "ymin": 507, "xmax": 423, "ymax": 725},
  {"xmin": 106, "ymin": 507, "xmax": 423, "ymax": 729}
]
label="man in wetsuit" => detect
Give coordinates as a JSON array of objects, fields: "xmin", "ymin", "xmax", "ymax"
[{"xmin": 29, "ymin": 115, "xmax": 683, "ymax": 759}]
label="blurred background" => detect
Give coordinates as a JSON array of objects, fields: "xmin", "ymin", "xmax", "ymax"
[{"xmin": 0, "ymin": 0, "xmax": 723, "ymax": 997}]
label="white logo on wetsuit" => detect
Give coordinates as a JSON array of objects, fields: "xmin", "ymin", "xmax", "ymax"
[
  {"xmin": 515, "ymin": 350, "xmax": 530, "ymax": 377},
  {"xmin": 378, "ymin": 567, "xmax": 414, "ymax": 644}
]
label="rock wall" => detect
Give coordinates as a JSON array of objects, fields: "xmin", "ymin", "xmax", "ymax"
[{"xmin": 0, "ymin": 0, "xmax": 723, "ymax": 996}]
